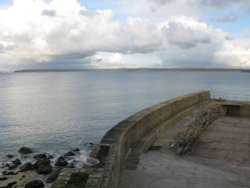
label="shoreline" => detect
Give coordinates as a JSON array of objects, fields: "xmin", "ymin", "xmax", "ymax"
[
  {"xmin": 13, "ymin": 68, "xmax": 250, "ymax": 73},
  {"xmin": 0, "ymin": 146, "xmax": 99, "ymax": 188}
]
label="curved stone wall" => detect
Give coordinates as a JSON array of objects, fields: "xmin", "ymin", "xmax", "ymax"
[
  {"xmin": 86, "ymin": 91, "xmax": 212, "ymax": 188},
  {"xmin": 52, "ymin": 92, "xmax": 250, "ymax": 188}
]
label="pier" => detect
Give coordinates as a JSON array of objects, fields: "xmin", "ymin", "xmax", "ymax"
[{"xmin": 52, "ymin": 91, "xmax": 250, "ymax": 188}]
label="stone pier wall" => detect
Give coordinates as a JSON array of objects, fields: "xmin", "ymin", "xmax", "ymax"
[
  {"xmin": 222, "ymin": 101, "xmax": 250, "ymax": 117},
  {"xmin": 86, "ymin": 91, "xmax": 212, "ymax": 188},
  {"xmin": 52, "ymin": 92, "xmax": 250, "ymax": 188}
]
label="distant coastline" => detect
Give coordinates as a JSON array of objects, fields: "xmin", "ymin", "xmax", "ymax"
[{"xmin": 13, "ymin": 68, "xmax": 250, "ymax": 73}]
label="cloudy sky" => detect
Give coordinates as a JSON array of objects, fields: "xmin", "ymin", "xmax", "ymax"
[{"xmin": 0, "ymin": 0, "xmax": 250, "ymax": 71}]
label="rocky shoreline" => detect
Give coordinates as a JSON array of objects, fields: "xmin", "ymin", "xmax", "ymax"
[{"xmin": 0, "ymin": 146, "xmax": 99, "ymax": 188}]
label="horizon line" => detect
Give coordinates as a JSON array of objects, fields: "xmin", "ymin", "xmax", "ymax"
[{"xmin": 12, "ymin": 67, "xmax": 250, "ymax": 73}]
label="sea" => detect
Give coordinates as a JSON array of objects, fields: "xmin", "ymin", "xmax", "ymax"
[{"xmin": 0, "ymin": 70, "xmax": 250, "ymax": 159}]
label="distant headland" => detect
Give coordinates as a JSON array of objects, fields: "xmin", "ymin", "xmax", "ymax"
[{"xmin": 13, "ymin": 68, "xmax": 250, "ymax": 73}]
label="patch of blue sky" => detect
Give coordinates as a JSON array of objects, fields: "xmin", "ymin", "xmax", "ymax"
[
  {"xmin": 78, "ymin": 0, "xmax": 127, "ymax": 21},
  {"xmin": 202, "ymin": 9, "xmax": 250, "ymax": 37},
  {"xmin": 0, "ymin": 0, "xmax": 12, "ymax": 8},
  {"xmin": 0, "ymin": 0, "xmax": 12, "ymax": 4},
  {"xmin": 78, "ymin": 0, "xmax": 115, "ymax": 11}
]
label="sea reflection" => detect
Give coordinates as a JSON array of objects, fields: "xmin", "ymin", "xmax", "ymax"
[{"xmin": 0, "ymin": 71, "xmax": 249, "ymax": 158}]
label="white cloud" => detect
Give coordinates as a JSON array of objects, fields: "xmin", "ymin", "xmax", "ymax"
[
  {"xmin": 155, "ymin": 16, "xmax": 228, "ymax": 67},
  {"xmin": 90, "ymin": 53, "xmax": 125, "ymax": 68},
  {"xmin": 89, "ymin": 52, "xmax": 162, "ymax": 68},
  {"xmin": 215, "ymin": 39, "xmax": 250, "ymax": 68},
  {"xmin": 126, "ymin": 17, "xmax": 163, "ymax": 53},
  {"xmin": 165, "ymin": 22, "xmax": 210, "ymax": 49},
  {"xmin": 0, "ymin": 0, "xmax": 163, "ymax": 71},
  {"xmin": 162, "ymin": 16, "xmax": 227, "ymax": 49},
  {"xmin": 0, "ymin": 0, "xmax": 250, "ymax": 71}
]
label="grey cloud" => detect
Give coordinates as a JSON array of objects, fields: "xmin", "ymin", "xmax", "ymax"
[
  {"xmin": 246, "ymin": 4, "xmax": 250, "ymax": 13},
  {"xmin": 146, "ymin": 0, "xmax": 173, "ymax": 12},
  {"xmin": 148, "ymin": 0, "xmax": 246, "ymax": 13},
  {"xmin": 147, "ymin": 0, "xmax": 173, "ymax": 12},
  {"xmin": 141, "ymin": 0, "xmax": 250, "ymax": 19},
  {"xmin": 79, "ymin": 9, "xmax": 95, "ymax": 17},
  {"xmin": 196, "ymin": 0, "xmax": 245, "ymax": 8},
  {"xmin": 127, "ymin": 45, "xmax": 160, "ymax": 54},
  {"xmin": 0, "ymin": 43, "xmax": 16, "ymax": 53},
  {"xmin": 42, "ymin": 9, "xmax": 56, "ymax": 17},
  {"xmin": 158, "ymin": 41, "xmax": 221, "ymax": 68},
  {"xmin": 19, "ymin": 59, "xmax": 90, "ymax": 70},
  {"xmin": 188, "ymin": 0, "xmax": 250, "ymax": 15},
  {"xmin": 152, "ymin": 0, "xmax": 173, "ymax": 6},
  {"xmin": 212, "ymin": 12, "xmax": 238, "ymax": 22},
  {"xmin": 0, "ymin": 44, "xmax": 4, "ymax": 53},
  {"xmin": 50, "ymin": 51, "xmax": 95, "ymax": 62},
  {"xmin": 165, "ymin": 22, "xmax": 210, "ymax": 49}
]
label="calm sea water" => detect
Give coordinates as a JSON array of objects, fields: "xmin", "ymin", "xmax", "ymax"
[{"xmin": 0, "ymin": 71, "xmax": 250, "ymax": 159}]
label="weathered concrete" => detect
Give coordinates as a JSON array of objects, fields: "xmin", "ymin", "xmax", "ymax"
[
  {"xmin": 122, "ymin": 116, "xmax": 250, "ymax": 188},
  {"xmin": 170, "ymin": 102, "xmax": 223, "ymax": 155},
  {"xmin": 50, "ymin": 91, "xmax": 250, "ymax": 188},
  {"xmin": 85, "ymin": 91, "xmax": 214, "ymax": 188}
]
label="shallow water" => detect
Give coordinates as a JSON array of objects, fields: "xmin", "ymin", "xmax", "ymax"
[{"xmin": 0, "ymin": 70, "xmax": 250, "ymax": 159}]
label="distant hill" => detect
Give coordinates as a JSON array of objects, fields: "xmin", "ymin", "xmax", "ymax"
[
  {"xmin": 241, "ymin": 69, "xmax": 250, "ymax": 73},
  {"xmin": 13, "ymin": 68, "xmax": 248, "ymax": 73}
]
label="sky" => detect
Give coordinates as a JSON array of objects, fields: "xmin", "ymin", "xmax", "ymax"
[{"xmin": 0, "ymin": 0, "xmax": 250, "ymax": 71}]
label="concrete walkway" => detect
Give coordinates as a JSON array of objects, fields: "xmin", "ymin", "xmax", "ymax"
[{"xmin": 122, "ymin": 117, "xmax": 250, "ymax": 188}]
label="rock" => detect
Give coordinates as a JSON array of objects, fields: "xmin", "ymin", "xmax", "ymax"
[
  {"xmin": 55, "ymin": 157, "xmax": 68, "ymax": 167},
  {"xmin": 1, "ymin": 181, "xmax": 16, "ymax": 188},
  {"xmin": 64, "ymin": 151, "xmax": 75, "ymax": 157},
  {"xmin": 34, "ymin": 158, "xmax": 50, "ymax": 167},
  {"xmin": 20, "ymin": 162, "xmax": 33, "ymax": 172},
  {"xmin": 8, "ymin": 159, "xmax": 21, "ymax": 170},
  {"xmin": 0, "ymin": 162, "xmax": 4, "ymax": 168},
  {"xmin": 25, "ymin": 180, "xmax": 44, "ymax": 188},
  {"xmin": 6, "ymin": 154, "xmax": 15, "ymax": 159},
  {"xmin": 12, "ymin": 159, "xmax": 21, "ymax": 166},
  {"xmin": 68, "ymin": 163, "xmax": 75, "ymax": 168},
  {"xmin": 35, "ymin": 159, "xmax": 52, "ymax": 174},
  {"xmin": 46, "ymin": 168, "xmax": 62, "ymax": 183},
  {"xmin": 18, "ymin": 147, "xmax": 33, "ymax": 154},
  {"xmin": 0, "ymin": 177, "xmax": 8, "ymax": 181},
  {"xmin": 73, "ymin": 147, "xmax": 80, "ymax": 152},
  {"xmin": 2, "ymin": 171, "xmax": 18, "ymax": 175},
  {"xmin": 4, "ymin": 162, "xmax": 11, "ymax": 167},
  {"xmin": 47, "ymin": 154, "xmax": 54, "ymax": 159},
  {"xmin": 67, "ymin": 172, "xmax": 88, "ymax": 187},
  {"xmin": 33, "ymin": 153, "xmax": 47, "ymax": 160},
  {"xmin": 36, "ymin": 165, "xmax": 52, "ymax": 174},
  {"xmin": 8, "ymin": 165, "xmax": 18, "ymax": 170}
]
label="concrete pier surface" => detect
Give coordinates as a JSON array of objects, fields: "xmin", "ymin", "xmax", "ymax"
[
  {"xmin": 49, "ymin": 92, "xmax": 250, "ymax": 188},
  {"xmin": 122, "ymin": 116, "xmax": 250, "ymax": 188}
]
